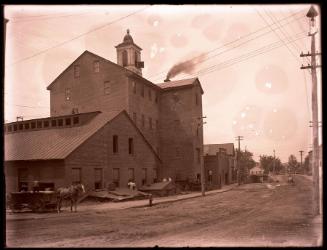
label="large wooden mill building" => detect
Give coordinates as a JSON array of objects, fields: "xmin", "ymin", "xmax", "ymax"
[{"xmin": 4, "ymin": 30, "xmax": 205, "ymax": 193}]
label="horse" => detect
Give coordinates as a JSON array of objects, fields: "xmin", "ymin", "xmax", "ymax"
[{"xmin": 56, "ymin": 183, "xmax": 85, "ymax": 213}]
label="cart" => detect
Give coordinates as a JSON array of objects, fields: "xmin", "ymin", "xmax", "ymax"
[{"xmin": 9, "ymin": 191, "xmax": 57, "ymax": 213}]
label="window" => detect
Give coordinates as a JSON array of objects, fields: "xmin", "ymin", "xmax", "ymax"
[
  {"xmin": 113, "ymin": 168, "xmax": 120, "ymax": 187},
  {"xmin": 58, "ymin": 119, "xmax": 63, "ymax": 126},
  {"xmin": 37, "ymin": 121, "xmax": 42, "ymax": 128},
  {"xmin": 141, "ymin": 84, "xmax": 144, "ymax": 97},
  {"xmin": 13, "ymin": 124, "xmax": 17, "ymax": 131},
  {"xmin": 23, "ymin": 123, "xmax": 29, "ymax": 130},
  {"xmin": 31, "ymin": 122, "xmax": 36, "ymax": 129},
  {"xmin": 195, "ymin": 93, "xmax": 199, "ymax": 105},
  {"xmin": 94, "ymin": 168, "xmax": 103, "ymax": 189},
  {"xmin": 148, "ymin": 89, "xmax": 152, "ymax": 100},
  {"xmin": 65, "ymin": 88, "xmax": 71, "ymax": 101},
  {"xmin": 73, "ymin": 116, "xmax": 79, "ymax": 125},
  {"xmin": 142, "ymin": 168, "xmax": 147, "ymax": 186},
  {"xmin": 196, "ymin": 148, "xmax": 201, "ymax": 164},
  {"xmin": 132, "ymin": 80, "xmax": 136, "ymax": 94},
  {"xmin": 93, "ymin": 60, "xmax": 100, "ymax": 73},
  {"xmin": 104, "ymin": 81, "xmax": 111, "ymax": 95},
  {"xmin": 149, "ymin": 117, "xmax": 152, "ymax": 130},
  {"xmin": 65, "ymin": 118, "xmax": 71, "ymax": 126},
  {"xmin": 113, "ymin": 135, "xmax": 118, "ymax": 153},
  {"xmin": 128, "ymin": 138, "xmax": 134, "ymax": 155},
  {"xmin": 44, "ymin": 121, "xmax": 49, "ymax": 128},
  {"xmin": 122, "ymin": 50, "xmax": 128, "ymax": 67},
  {"xmin": 8, "ymin": 125, "xmax": 12, "ymax": 132},
  {"xmin": 142, "ymin": 114, "xmax": 145, "ymax": 127},
  {"xmin": 74, "ymin": 65, "xmax": 80, "ymax": 78},
  {"xmin": 128, "ymin": 168, "xmax": 135, "ymax": 182},
  {"xmin": 133, "ymin": 112, "xmax": 137, "ymax": 124},
  {"xmin": 72, "ymin": 168, "xmax": 81, "ymax": 185},
  {"xmin": 19, "ymin": 123, "xmax": 23, "ymax": 130},
  {"xmin": 51, "ymin": 120, "xmax": 57, "ymax": 127},
  {"xmin": 196, "ymin": 126, "xmax": 199, "ymax": 137}
]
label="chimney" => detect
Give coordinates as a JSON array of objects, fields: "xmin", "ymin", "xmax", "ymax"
[{"xmin": 164, "ymin": 78, "xmax": 170, "ymax": 82}]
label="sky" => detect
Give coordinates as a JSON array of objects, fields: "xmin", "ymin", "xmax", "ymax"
[{"xmin": 4, "ymin": 4, "xmax": 322, "ymax": 163}]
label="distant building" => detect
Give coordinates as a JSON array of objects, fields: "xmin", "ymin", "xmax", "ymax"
[
  {"xmin": 4, "ymin": 30, "xmax": 204, "ymax": 193},
  {"xmin": 249, "ymin": 163, "xmax": 264, "ymax": 183},
  {"xmin": 203, "ymin": 143, "xmax": 236, "ymax": 189}
]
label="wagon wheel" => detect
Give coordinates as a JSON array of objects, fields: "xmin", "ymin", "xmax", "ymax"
[{"xmin": 31, "ymin": 199, "xmax": 45, "ymax": 212}]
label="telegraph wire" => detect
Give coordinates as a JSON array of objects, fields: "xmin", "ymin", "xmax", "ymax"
[
  {"xmin": 9, "ymin": 10, "xmax": 93, "ymax": 23},
  {"xmin": 255, "ymin": 8, "xmax": 302, "ymax": 64},
  {"xmin": 148, "ymin": 9, "xmax": 306, "ymax": 81},
  {"xmin": 183, "ymin": 31, "xmax": 305, "ymax": 78},
  {"xmin": 264, "ymin": 9, "xmax": 311, "ymax": 111},
  {"xmin": 185, "ymin": 33, "xmax": 306, "ymax": 78},
  {"xmin": 5, "ymin": 6, "xmax": 151, "ymax": 68},
  {"xmin": 265, "ymin": 8, "xmax": 311, "ymax": 65}
]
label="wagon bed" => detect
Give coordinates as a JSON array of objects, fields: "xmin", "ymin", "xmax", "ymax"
[{"xmin": 9, "ymin": 191, "xmax": 57, "ymax": 213}]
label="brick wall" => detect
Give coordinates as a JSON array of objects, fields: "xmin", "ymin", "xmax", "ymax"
[
  {"xmin": 204, "ymin": 153, "xmax": 233, "ymax": 188},
  {"xmin": 159, "ymin": 85, "xmax": 203, "ymax": 181}
]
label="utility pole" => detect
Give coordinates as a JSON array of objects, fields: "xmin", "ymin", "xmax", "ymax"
[
  {"xmin": 299, "ymin": 150, "xmax": 304, "ymax": 173},
  {"xmin": 235, "ymin": 136, "xmax": 244, "ymax": 185},
  {"xmin": 300, "ymin": 5, "xmax": 320, "ymax": 216},
  {"xmin": 273, "ymin": 149, "xmax": 276, "ymax": 175},
  {"xmin": 198, "ymin": 116, "xmax": 207, "ymax": 196}
]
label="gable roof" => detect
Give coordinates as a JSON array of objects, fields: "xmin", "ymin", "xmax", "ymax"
[
  {"xmin": 5, "ymin": 110, "xmax": 161, "ymax": 162},
  {"xmin": 157, "ymin": 77, "xmax": 204, "ymax": 94},
  {"xmin": 204, "ymin": 143, "xmax": 235, "ymax": 156},
  {"xmin": 46, "ymin": 50, "xmax": 161, "ymax": 91}
]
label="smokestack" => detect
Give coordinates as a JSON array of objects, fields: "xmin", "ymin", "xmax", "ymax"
[{"xmin": 164, "ymin": 78, "xmax": 171, "ymax": 82}]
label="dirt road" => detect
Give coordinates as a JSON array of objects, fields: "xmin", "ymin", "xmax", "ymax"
[{"xmin": 5, "ymin": 175, "xmax": 321, "ymax": 247}]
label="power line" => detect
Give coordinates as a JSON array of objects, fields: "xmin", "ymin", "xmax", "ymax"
[
  {"xmin": 148, "ymin": 9, "xmax": 306, "ymax": 81},
  {"xmin": 5, "ymin": 6, "xmax": 151, "ymax": 68},
  {"xmin": 265, "ymin": 8, "xmax": 311, "ymax": 65},
  {"xmin": 185, "ymin": 32, "xmax": 306, "ymax": 78},
  {"xmin": 255, "ymin": 8, "xmax": 302, "ymax": 64},
  {"xmin": 189, "ymin": 31, "xmax": 305, "ymax": 77},
  {"xmin": 5, "ymin": 103, "xmax": 49, "ymax": 109},
  {"xmin": 9, "ymin": 10, "xmax": 93, "ymax": 23}
]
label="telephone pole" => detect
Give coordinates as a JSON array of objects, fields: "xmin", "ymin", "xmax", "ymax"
[
  {"xmin": 235, "ymin": 136, "xmax": 244, "ymax": 185},
  {"xmin": 198, "ymin": 116, "xmax": 207, "ymax": 196},
  {"xmin": 300, "ymin": 5, "xmax": 320, "ymax": 216},
  {"xmin": 299, "ymin": 150, "xmax": 304, "ymax": 173},
  {"xmin": 273, "ymin": 149, "xmax": 276, "ymax": 175}
]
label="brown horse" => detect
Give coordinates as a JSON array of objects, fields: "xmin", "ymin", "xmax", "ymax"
[{"xmin": 56, "ymin": 183, "xmax": 85, "ymax": 213}]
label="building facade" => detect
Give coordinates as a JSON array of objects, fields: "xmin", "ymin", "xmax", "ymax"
[
  {"xmin": 4, "ymin": 30, "xmax": 204, "ymax": 193},
  {"xmin": 203, "ymin": 143, "xmax": 236, "ymax": 189}
]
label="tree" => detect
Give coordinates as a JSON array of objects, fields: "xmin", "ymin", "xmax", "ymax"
[
  {"xmin": 260, "ymin": 155, "xmax": 283, "ymax": 174},
  {"xmin": 236, "ymin": 149, "xmax": 256, "ymax": 184},
  {"xmin": 288, "ymin": 154, "xmax": 299, "ymax": 174}
]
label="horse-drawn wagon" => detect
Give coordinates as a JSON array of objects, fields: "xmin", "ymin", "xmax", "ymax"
[{"xmin": 9, "ymin": 191, "xmax": 57, "ymax": 213}]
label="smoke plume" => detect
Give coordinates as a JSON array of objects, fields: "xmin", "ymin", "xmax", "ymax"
[{"xmin": 166, "ymin": 53, "xmax": 206, "ymax": 80}]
